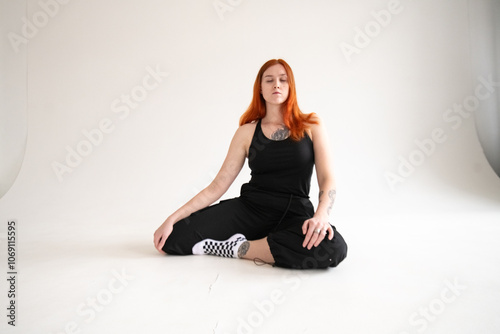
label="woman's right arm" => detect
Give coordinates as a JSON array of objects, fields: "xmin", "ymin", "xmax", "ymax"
[{"xmin": 153, "ymin": 124, "xmax": 253, "ymax": 253}]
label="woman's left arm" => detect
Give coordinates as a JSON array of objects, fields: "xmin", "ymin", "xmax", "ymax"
[{"xmin": 302, "ymin": 116, "xmax": 336, "ymax": 250}]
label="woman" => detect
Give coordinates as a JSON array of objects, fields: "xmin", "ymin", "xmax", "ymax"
[{"xmin": 153, "ymin": 59, "xmax": 347, "ymax": 269}]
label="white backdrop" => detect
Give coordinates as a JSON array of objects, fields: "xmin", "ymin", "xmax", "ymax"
[
  {"xmin": 1, "ymin": 0, "xmax": 500, "ymax": 333},
  {"xmin": 0, "ymin": 0, "xmax": 27, "ymax": 197},
  {"xmin": 2, "ymin": 0, "xmax": 499, "ymax": 216}
]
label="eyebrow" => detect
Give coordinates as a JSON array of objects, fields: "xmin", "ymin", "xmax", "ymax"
[{"xmin": 264, "ymin": 74, "xmax": 287, "ymax": 78}]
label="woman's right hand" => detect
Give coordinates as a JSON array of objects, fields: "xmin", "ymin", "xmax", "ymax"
[
  {"xmin": 154, "ymin": 219, "xmax": 174, "ymax": 254},
  {"xmin": 152, "ymin": 124, "xmax": 251, "ymax": 254}
]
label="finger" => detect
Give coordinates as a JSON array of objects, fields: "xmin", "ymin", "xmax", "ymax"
[
  {"xmin": 154, "ymin": 234, "xmax": 160, "ymax": 251},
  {"xmin": 153, "ymin": 231, "xmax": 161, "ymax": 248},
  {"xmin": 307, "ymin": 232, "xmax": 319, "ymax": 250},
  {"xmin": 302, "ymin": 224, "xmax": 315, "ymax": 248},
  {"xmin": 301, "ymin": 220, "xmax": 312, "ymax": 247},
  {"xmin": 306, "ymin": 226, "xmax": 321, "ymax": 250},
  {"xmin": 156, "ymin": 238, "xmax": 166, "ymax": 254},
  {"xmin": 327, "ymin": 225, "xmax": 334, "ymax": 240},
  {"xmin": 154, "ymin": 233, "xmax": 166, "ymax": 254},
  {"xmin": 313, "ymin": 230, "xmax": 327, "ymax": 248},
  {"xmin": 302, "ymin": 219, "xmax": 310, "ymax": 235},
  {"xmin": 302, "ymin": 231, "xmax": 312, "ymax": 248}
]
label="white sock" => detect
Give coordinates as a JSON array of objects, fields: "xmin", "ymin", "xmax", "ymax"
[{"xmin": 192, "ymin": 233, "xmax": 247, "ymax": 258}]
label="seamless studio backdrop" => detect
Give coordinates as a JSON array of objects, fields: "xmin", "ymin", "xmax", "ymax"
[{"xmin": 1, "ymin": 0, "xmax": 500, "ymax": 333}]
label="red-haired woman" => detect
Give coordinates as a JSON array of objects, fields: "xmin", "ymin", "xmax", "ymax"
[{"xmin": 153, "ymin": 59, "xmax": 347, "ymax": 269}]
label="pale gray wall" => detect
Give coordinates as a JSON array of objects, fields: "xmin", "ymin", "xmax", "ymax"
[
  {"xmin": 468, "ymin": 0, "xmax": 500, "ymax": 177},
  {"xmin": 1, "ymin": 0, "xmax": 499, "ymax": 211},
  {"xmin": 0, "ymin": 0, "xmax": 27, "ymax": 198}
]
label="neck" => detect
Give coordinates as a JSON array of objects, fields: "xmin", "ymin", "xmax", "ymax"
[{"xmin": 263, "ymin": 103, "xmax": 285, "ymax": 124}]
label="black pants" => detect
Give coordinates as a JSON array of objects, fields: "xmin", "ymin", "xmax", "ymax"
[{"xmin": 163, "ymin": 184, "xmax": 348, "ymax": 269}]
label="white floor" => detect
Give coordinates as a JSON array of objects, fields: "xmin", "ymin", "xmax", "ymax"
[
  {"xmin": 1, "ymin": 180, "xmax": 500, "ymax": 334},
  {"xmin": 2, "ymin": 1, "xmax": 500, "ymax": 332}
]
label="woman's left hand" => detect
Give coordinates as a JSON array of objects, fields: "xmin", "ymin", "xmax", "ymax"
[{"xmin": 302, "ymin": 215, "xmax": 334, "ymax": 250}]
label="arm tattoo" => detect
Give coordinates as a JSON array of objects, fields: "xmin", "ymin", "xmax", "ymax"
[
  {"xmin": 271, "ymin": 126, "xmax": 290, "ymax": 140},
  {"xmin": 319, "ymin": 189, "xmax": 336, "ymax": 214},
  {"xmin": 327, "ymin": 189, "xmax": 336, "ymax": 215},
  {"xmin": 237, "ymin": 241, "xmax": 250, "ymax": 258}
]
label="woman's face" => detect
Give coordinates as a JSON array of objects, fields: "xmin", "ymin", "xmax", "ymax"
[{"xmin": 260, "ymin": 64, "xmax": 289, "ymax": 106}]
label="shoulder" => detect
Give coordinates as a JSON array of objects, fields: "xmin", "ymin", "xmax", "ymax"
[
  {"xmin": 238, "ymin": 121, "xmax": 258, "ymax": 132},
  {"xmin": 235, "ymin": 121, "xmax": 258, "ymax": 139},
  {"xmin": 231, "ymin": 122, "xmax": 258, "ymax": 156},
  {"xmin": 306, "ymin": 113, "xmax": 325, "ymax": 142}
]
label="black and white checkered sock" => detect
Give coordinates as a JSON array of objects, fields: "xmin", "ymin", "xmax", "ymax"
[{"xmin": 192, "ymin": 233, "xmax": 247, "ymax": 258}]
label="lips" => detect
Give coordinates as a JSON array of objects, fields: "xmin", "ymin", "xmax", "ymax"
[{"xmin": 272, "ymin": 92, "xmax": 281, "ymax": 95}]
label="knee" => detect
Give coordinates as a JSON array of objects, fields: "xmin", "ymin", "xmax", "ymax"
[
  {"xmin": 301, "ymin": 237, "xmax": 348, "ymax": 269},
  {"xmin": 323, "ymin": 231, "xmax": 348, "ymax": 268},
  {"xmin": 162, "ymin": 236, "xmax": 185, "ymax": 255},
  {"xmin": 325, "ymin": 238, "xmax": 348, "ymax": 268},
  {"xmin": 162, "ymin": 222, "xmax": 198, "ymax": 255}
]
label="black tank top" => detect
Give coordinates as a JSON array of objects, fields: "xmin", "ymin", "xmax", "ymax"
[{"xmin": 246, "ymin": 120, "xmax": 314, "ymax": 198}]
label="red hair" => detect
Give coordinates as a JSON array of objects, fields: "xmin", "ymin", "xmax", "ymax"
[{"xmin": 239, "ymin": 59, "xmax": 318, "ymax": 141}]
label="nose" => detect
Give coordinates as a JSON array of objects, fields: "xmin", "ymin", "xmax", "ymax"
[{"xmin": 274, "ymin": 79, "xmax": 280, "ymax": 89}]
